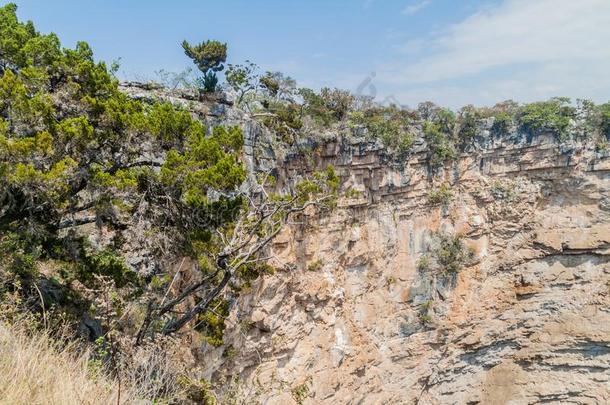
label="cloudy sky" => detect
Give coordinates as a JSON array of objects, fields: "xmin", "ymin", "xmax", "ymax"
[{"xmin": 9, "ymin": 0, "xmax": 610, "ymax": 108}]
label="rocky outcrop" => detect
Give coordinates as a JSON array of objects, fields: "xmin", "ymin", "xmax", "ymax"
[
  {"xmin": 222, "ymin": 129, "xmax": 609, "ymax": 404},
  {"xmin": 121, "ymin": 83, "xmax": 610, "ymax": 404}
]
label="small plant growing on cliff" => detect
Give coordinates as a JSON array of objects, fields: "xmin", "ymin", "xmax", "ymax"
[
  {"xmin": 178, "ymin": 377, "xmax": 218, "ymax": 404},
  {"xmin": 417, "ymin": 299, "xmax": 435, "ymax": 325},
  {"xmin": 436, "ymin": 233, "xmax": 474, "ymax": 273},
  {"xmin": 307, "ymin": 260, "xmax": 323, "ymax": 272},
  {"xmin": 418, "ymin": 233, "xmax": 474, "ymax": 274},
  {"xmin": 182, "ymin": 39, "xmax": 227, "ymax": 93},
  {"xmin": 291, "ymin": 377, "xmax": 312, "ymax": 405},
  {"xmin": 597, "ymin": 138, "xmax": 609, "ymax": 153},
  {"xmin": 416, "ymin": 255, "xmax": 431, "ymax": 272},
  {"xmin": 490, "ymin": 180, "xmax": 516, "ymax": 201},
  {"xmin": 260, "ymin": 101, "xmax": 303, "ymax": 143},
  {"xmin": 427, "ymin": 184, "xmax": 453, "ymax": 206},
  {"xmin": 344, "ymin": 187, "xmax": 363, "ymax": 199}
]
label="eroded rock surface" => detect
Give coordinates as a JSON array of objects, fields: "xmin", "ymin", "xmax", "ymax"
[
  {"xmin": 218, "ymin": 134, "xmax": 609, "ymax": 404},
  {"xmin": 120, "ymin": 83, "xmax": 610, "ymax": 404}
]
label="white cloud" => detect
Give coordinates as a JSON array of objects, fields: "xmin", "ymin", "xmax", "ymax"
[
  {"xmin": 378, "ymin": 0, "xmax": 610, "ymax": 106},
  {"xmin": 402, "ymin": 0, "xmax": 432, "ymax": 16}
]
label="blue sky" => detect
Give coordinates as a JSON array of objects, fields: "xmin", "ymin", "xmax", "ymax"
[{"xmin": 8, "ymin": 0, "xmax": 610, "ymax": 108}]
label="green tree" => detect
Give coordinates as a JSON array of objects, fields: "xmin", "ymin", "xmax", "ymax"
[
  {"xmin": 0, "ymin": 4, "xmax": 340, "ymax": 359},
  {"xmin": 225, "ymin": 60, "xmax": 259, "ymax": 106},
  {"xmin": 260, "ymin": 71, "xmax": 297, "ymax": 101},
  {"xmin": 519, "ymin": 97, "xmax": 576, "ymax": 140},
  {"xmin": 181, "ymin": 39, "xmax": 227, "ymax": 93}
]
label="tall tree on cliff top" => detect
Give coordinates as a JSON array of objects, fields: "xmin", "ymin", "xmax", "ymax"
[{"xmin": 181, "ymin": 39, "xmax": 227, "ymax": 94}]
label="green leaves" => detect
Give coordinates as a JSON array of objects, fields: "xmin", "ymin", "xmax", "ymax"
[
  {"xmin": 182, "ymin": 39, "xmax": 227, "ymax": 93},
  {"xmin": 0, "ymin": 3, "xmax": 39, "ymax": 71},
  {"xmin": 423, "ymin": 121, "xmax": 455, "ymax": 166},
  {"xmin": 348, "ymin": 106, "xmax": 413, "ymax": 154},
  {"xmin": 146, "ymin": 102, "xmax": 195, "ymax": 145},
  {"xmin": 160, "ymin": 125, "xmax": 246, "ymax": 209},
  {"xmin": 182, "ymin": 40, "xmax": 227, "ymax": 74},
  {"xmin": 225, "ymin": 61, "xmax": 259, "ymax": 105},
  {"xmin": 519, "ymin": 97, "xmax": 576, "ymax": 140}
]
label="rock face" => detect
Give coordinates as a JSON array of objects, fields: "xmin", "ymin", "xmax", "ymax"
[
  {"xmin": 220, "ymin": 135, "xmax": 610, "ymax": 404},
  {"xmin": 121, "ymin": 83, "xmax": 610, "ymax": 404}
]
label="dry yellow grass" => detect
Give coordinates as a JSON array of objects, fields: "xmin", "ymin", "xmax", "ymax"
[{"xmin": 0, "ymin": 323, "xmax": 138, "ymax": 405}]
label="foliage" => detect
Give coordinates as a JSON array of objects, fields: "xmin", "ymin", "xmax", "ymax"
[
  {"xmin": 416, "ymin": 255, "xmax": 430, "ymax": 272},
  {"xmin": 300, "ymin": 87, "xmax": 354, "ymax": 125},
  {"xmin": 490, "ymin": 180, "xmax": 516, "ymax": 201},
  {"xmin": 225, "ymin": 60, "xmax": 259, "ymax": 105},
  {"xmin": 349, "ymin": 106, "xmax": 413, "ymax": 154},
  {"xmin": 79, "ymin": 246, "xmax": 138, "ymax": 289},
  {"xmin": 160, "ymin": 125, "xmax": 246, "ymax": 207},
  {"xmin": 423, "ymin": 121, "xmax": 456, "ymax": 166},
  {"xmin": 597, "ymin": 102, "xmax": 610, "ymax": 139},
  {"xmin": 260, "ymin": 71, "xmax": 297, "ymax": 101},
  {"xmin": 179, "ymin": 376, "xmax": 218, "ymax": 404},
  {"xmin": 419, "ymin": 233, "xmax": 473, "ymax": 274},
  {"xmin": 435, "ymin": 233, "xmax": 473, "ymax": 273},
  {"xmin": 195, "ymin": 298, "xmax": 229, "ymax": 347},
  {"xmin": 307, "ymin": 260, "xmax": 323, "ymax": 272},
  {"xmin": 457, "ymin": 105, "xmax": 480, "ymax": 143},
  {"xmin": 431, "ymin": 108, "xmax": 457, "ymax": 134},
  {"xmin": 491, "ymin": 112, "xmax": 513, "ymax": 135},
  {"xmin": 427, "ymin": 184, "xmax": 453, "ymax": 206},
  {"xmin": 291, "ymin": 377, "xmax": 312, "ymax": 405},
  {"xmin": 519, "ymin": 97, "xmax": 576, "ymax": 140},
  {"xmin": 0, "ymin": 4, "xmax": 254, "ymax": 346},
  {"xmin": 182, "ymin": 39, "xmax": 227, "ymax": 93},
  {"xmin": 261, "ymin": 101, "xmax": 303, "ymax": 142}
]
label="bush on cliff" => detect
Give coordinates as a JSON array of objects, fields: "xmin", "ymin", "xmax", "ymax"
[{"xmin": 519, "ymin": 97, "xmax": 576, "ymax": 140}]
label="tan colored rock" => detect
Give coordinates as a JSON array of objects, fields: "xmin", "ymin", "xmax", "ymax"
[{"xmin": 204, "ymin": 130, "xmax": 610, "ymax": 404}]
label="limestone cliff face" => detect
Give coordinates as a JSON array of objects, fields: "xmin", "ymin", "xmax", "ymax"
[{"xmin": 123, "ymin": 83, "xmax": 610, "ymax": 404}]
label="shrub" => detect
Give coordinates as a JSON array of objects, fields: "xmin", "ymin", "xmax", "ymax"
[
  {"xmin": 490, "ymin": 180, "xmax": 516, "ymax": 201},
  {"xmin": 457, "ymin": 106, "xmax": 480, "ymax": 143},
  {"xmin": 260, "ymin": 71, "xmax": 297, "ymax": 101},
  {"xmin": 349, "ymin": 106, "xmax": 413, "ymax": 154},
  {"xmin": 519, "ymin": 97, "xmax": 576, "ymax": 140},
  {"xmin": 435, "ymin": 233, "xmax": 474, "ymax": 273},
  {"xmin": 291, "ymin": 377, "xmax": 312, "ymax": 405},
  {"xmin": 419, "ymin": 233, "xmax": 473, "ymax": 274},
  {"xmin": 307, "ymin": 260, "xmax": 323, "ymax": 272},
  {"xmin": 195, "ymin": 298, "xmax": 229, "ymax": 347},
  {"xmin": 423, "ymin": 121, "xmax": 455, "ymax": 166},
  {"xmin": 427, "ymin": 184, "xmax": 453, "ymax": 206},
  {"xmin": 433, "ymin": 108, "xmax": 457, "ymax": 134},
  {"xmin": 492, "ymin": 112, "xmax": 512, "ymax": 135},
  {"xmin": 299, "ymin": 87, "xmax": 354, "ymax": 125},
  {"xmin": 225, "ymin": 60, "xmax": 259, "ymax": 105},
  {"xmin": 597, "ymin": 102, "xmax": 610, "ymax": 139},
  {"xmin": 416, "ymin": 255, "xmax": 430, "ymax": 272},
  {"xmin": 262, "ymin": 101, "xmax": 303, "ymax": 142}
]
